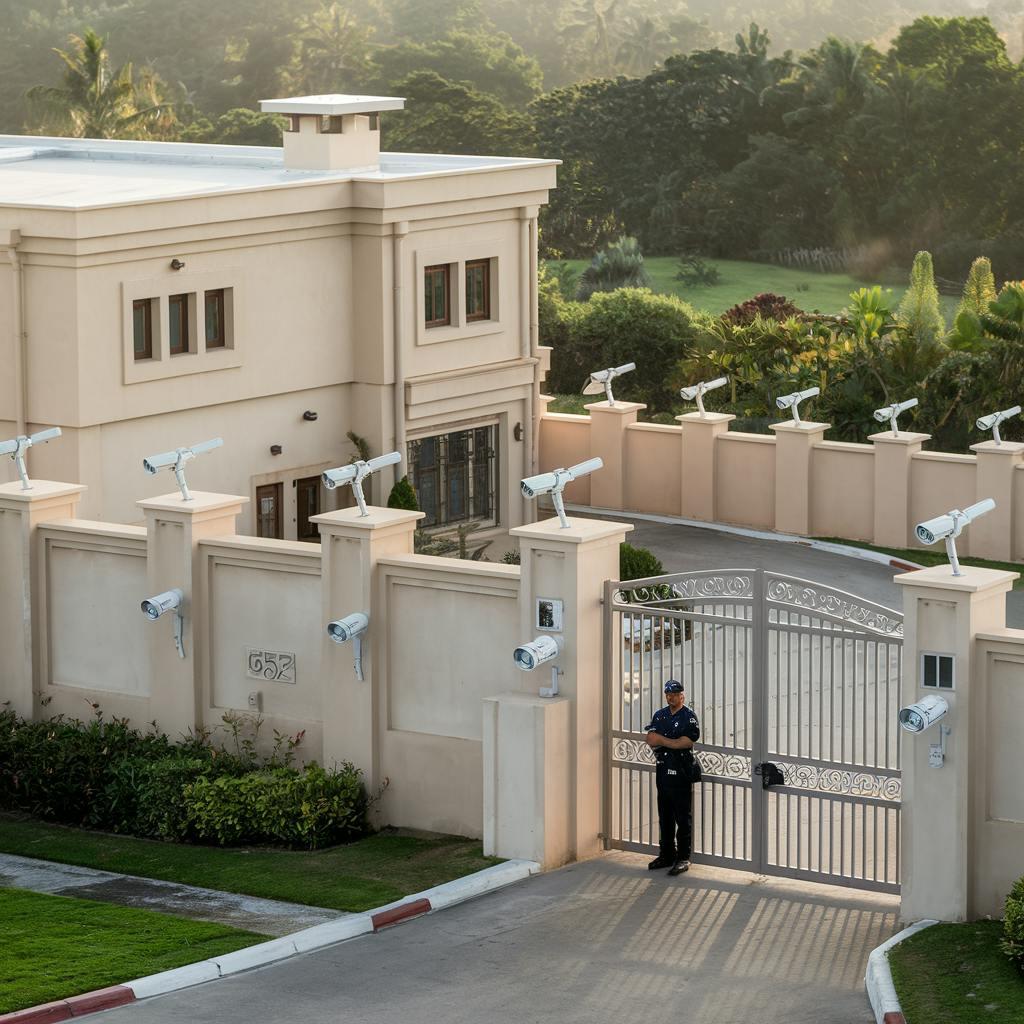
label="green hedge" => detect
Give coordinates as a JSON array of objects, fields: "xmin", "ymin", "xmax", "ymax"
[
  {"xmin": 1003, "ymin": 875, "xmax": 1024, "ymax": 971},
  {"xmin": 0, "ymin": 710, "xmax": 366, "ymax": 850}
]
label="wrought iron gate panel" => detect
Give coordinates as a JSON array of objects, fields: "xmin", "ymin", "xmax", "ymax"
[{"xmin": 604, "ymin": 569, "xmax": 902, "ymax": 893}]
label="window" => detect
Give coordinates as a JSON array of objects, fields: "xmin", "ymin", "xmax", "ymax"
[
  {"xmin": 205, "ymin": 289, "xmax": 226, "ymax": 349},
  {"xmin": 132, "ymin": 299, "xmax": 154, "ymax": 360},
  {"xmin": 921, "ymin": 652, "xmax": 955, "ymax": 689},
  {"xmin": 256, "ymin": 483, "xmax": 284, "ymax": 539},
  {"xmin": 465, "ymin": 260, "xmax": 490, "ymax": 321},
  {"xmin": 296, "ymin": 476, "xmax": 321, "ymax": 542},
  {"xmin": 168, "ymin": 293, "xmax": 190, "ymax": 355},
  {"xmin": 424, "ymin": 265, "xmax": 450, "ymax": 327},
  {"xmin": 407, "ymin": 426, "xmax": 498, "ymax": 528}
]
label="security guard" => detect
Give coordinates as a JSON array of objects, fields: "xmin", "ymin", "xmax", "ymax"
[{"xmin": 644, "ymin": 679, "xmax": 700, "ymax": 876}]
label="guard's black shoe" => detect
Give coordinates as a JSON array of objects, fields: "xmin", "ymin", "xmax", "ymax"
[
  {"xmin": 668, "ymin": 859, "xmax": 690, "ymax": 876},
  {"xmin": 647, "ymin": 856, "xmax": 674, "ymax": 870}
]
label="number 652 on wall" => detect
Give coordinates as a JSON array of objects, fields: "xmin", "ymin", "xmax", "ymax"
[{"xmin": 246, "ymin": 648, "xmax": 296, "ymax": 684}]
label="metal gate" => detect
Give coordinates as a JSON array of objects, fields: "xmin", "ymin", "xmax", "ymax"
[{"xmin": 603, "ymin": 569, "xmax": 903, "ymax": 893}]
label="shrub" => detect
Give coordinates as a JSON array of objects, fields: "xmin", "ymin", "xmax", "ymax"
[
  {"xmin": 619, "ymin": 542, "xmax": 663, "ymax": 581},
  {"xmin": 501, "ymin": 550, "xmax": 521, "ymax": 564},
  {"xmin": 387, "ymin": 476, "xmax": 419, "ymax": 511},
  {"xmin": 674, "ymin": 254, "xmax": 720, "ymax": 287},
  {"xmin": 577, "ymin": 236, "xmax": 651, "ymax": 300},
  {"xmin": 722, "ymin": 292, "xmax": 802, "ymax": 326},
  {"xmin": 182, "ymin": 763, "xmax": 367, "ymax": 849},
  {"xmin": 1002, "ymin": 874, "xmax": 1024, "ymax": 971}
]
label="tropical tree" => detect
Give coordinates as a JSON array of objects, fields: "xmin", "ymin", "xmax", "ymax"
[
  {"xmin": 286, "ymin": 2, "xmax": 375, "ymax": 95},
  {"xmin": 27, "ymin": 29, "xmax": 176, "ymax": 139},
  {"xmin": 616, "ymin": 17, "xmax": 671, "ymax": 75},
  {"xmin": 896, "ymin": 251, "xmax": 945, "ymax": 345},
  {"xmin": 576, "ymin": 236, "xmax": 651, "ymax": 300}
]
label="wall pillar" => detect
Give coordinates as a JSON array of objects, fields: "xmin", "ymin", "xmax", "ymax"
[
  {"xmin": 869, "ymin": 431, "xmax": 930, "ymax": 549},
  {"xmin": 508, "ymin": 515, "xmax": 632, "ymax": 862},
  {"xmin": 969, "ymin": 440, "xmax": 1024, "ymax": 561},
  {"xmin": 896, "ymin": 564, "xmax": 1017, "ymax": 923},
  {"xmin": 0, "ymin": 481, "xmax": 86, "ymax": 717},
  {"xmin": 137, "ymin": 491, "xmax": 247, "ymax": 738},
  {"xmin": 311, "ymin": 506, "xmax": 422, "ymax": 809},
  {"xmin": 677, "ymin": 412, "xmax": 735, "ymax": 522},
  {"xmin": 585, "ymin": 401, "xmax": 646, "ymax": 510},
  {"xmin": 769, "ymin": 421, "xmax": 829, "ymax": 535}
]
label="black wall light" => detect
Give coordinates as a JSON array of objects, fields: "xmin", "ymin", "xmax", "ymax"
[
  {"xmin": 170, "ymin": 258, "xmax": 186, "ymax": 271},
  {"xmin": 270, "ymin": 444, "xmax": 283, "ymax": 455},
  {"xmin": 513, "ymin": 422, "xmax": 524, "ymax": 441},
  {"xmin": 303, "ymin": 411, "xmax": 318, "ymax": 421}
]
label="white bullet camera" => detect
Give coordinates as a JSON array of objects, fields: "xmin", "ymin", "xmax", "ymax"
[
  {"xmin": 322, "ymin": 451, "xmax": 401, "ymax": 516},
  {"xmin": 143, "ymin": 438, "xmax": 223, "ymax": 501},
  {"xmin": 521, "ymin": 457, "xmax": 603, "ymax": 529},
  {"xmin": 0, "ymin": 426, "xmax": 62, "ymax": 491},
  {"xmin": 514, "ymin": 635, "xmax": 564, "ymax": 697},
  {"xmin": 976, "ymin": 405, "xmax": 1021, "ymax": 446},
  {"xmin": 873, "ymin": 398, "xmax": 918, "ymax": 436},
  {"xmin": 915, "ymin": 497, "xmax": 995, "ymax": 576},
  {"xmin": 775, "ymin": 387, "xmax": 820, "ymax": 426},
  {"xmin": 582, "ymin": 362, "xmax": 636, "ymax": 405},
  {"xmin": 140, "ymin": 588, "xmax": 185, "ymax": 658},
  {"xmin": 680, "ymin": 376, "xmax": 727, "ymax": 416},
  {"xmin": 326, "ymin": 612, "xmax": 369, "ymax": 680},
  {"xmin": 898, "ymin": 694, "xmax": 949, "ymax": 733}
]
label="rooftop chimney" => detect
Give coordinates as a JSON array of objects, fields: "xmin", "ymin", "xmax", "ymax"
[{"xmin": 259, "ymin": 95, "xmax": 406, "ymax": 172}]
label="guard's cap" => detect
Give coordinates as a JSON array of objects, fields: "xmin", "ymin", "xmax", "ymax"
[{"xmin": 663, "ymin": 679, "xmax": 684, "ymax": 693}]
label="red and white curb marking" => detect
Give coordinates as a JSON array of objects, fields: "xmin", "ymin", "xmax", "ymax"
[
  {"xmin": 864, "ymin": 918, "xmax": 938, "ymax": 1024},
  {"xmin": 0, "ymin": 859, "xmax": 540, "ymax": 1023}
]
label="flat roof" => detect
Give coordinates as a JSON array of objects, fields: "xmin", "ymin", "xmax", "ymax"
[
  {"xmin": 260, "ymin": 94, "xmax": 406, "ymax": 115},
  {"xmin": 0, "ymin": 135, "xmax": 559, "ymax": 211}
]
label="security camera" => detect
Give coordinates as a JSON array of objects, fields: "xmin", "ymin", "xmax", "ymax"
[
  {"xmin": 326, "ymin": 612, "xmax": 369, "ymax": 680},
  {"xmin": 916, "ymin": 497, "xmax": 995, "ymax": 576},
  {"xmin": 0, "ymin": 426, "xmax": 62, "ymax": 491},
  {"xmin": 679, "ymin": 377, "xmax": 727, "ymax": 416},
  {"xmin": 513, "ymin": 635, "xmax": 564, "ymax": 697},
  {"xmin": 873, "ymin": 398, "xmax": 918, "ymax": 436},
  {"xmin": 521, "ymin": 457, "xmax": 603, "ymax": 528},
  {"xmin": 976, "ymin": 405, "xmax": 1021, "ymax": 446},
  {"xmin": 899, "ymin": 694, "xmax": 949, "ymax": 733},
  {"xmin": 322, "ymin": 451, "xmax": 401, "ymax": 516},
  {"xmin": 582, "ymin": 362, "xmax": 636, "ymax": 405},
  {"xmin": 143, "ymin": 438, "xmax": 223, "ymax": 501},
  {"xmin": 775, "ymin": 387, "xmax": 820, "ymax": 426},
  {"xmin": 140, "ymin": 588, "xmax": 185, "ymax": 658}
]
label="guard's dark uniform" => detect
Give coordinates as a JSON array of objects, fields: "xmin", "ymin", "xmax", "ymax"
[{"xmin": 644, "ymin": 702, "xmax": 700, "ymax": 863}]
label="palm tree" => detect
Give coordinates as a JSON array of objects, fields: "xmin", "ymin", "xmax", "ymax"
[
  {"xmin": 615, "ymin": 17, "xmax": 671, "ymax": 75},
  {"xmin": 562, "ymin": 0, "xmax": 620, "ymax": 78},
  {"xmin": 27, "ymin": 29, "xmax": 175, "ymax": 140},
  {"xmin": 286, "ymin": 2, "xmax": 374, "ymax": 95}
]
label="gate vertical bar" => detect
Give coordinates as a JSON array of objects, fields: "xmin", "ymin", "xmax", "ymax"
[
  {"xmin": 602, "ymin": 578, "xmax": 614, "ymax": 850},
  {"xmin": 750, "ymin": 569, "xmax": 768, "ymax": 872}
]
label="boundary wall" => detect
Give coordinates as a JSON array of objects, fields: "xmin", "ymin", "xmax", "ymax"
[{"xmin": 539, "ymin": 401, "xmax": 1024, "ymax": 561}]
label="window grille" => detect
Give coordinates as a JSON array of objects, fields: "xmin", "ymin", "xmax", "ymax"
[{"xmin": 407, "ymin": 425, "xmax": 498, "ymax": 528}]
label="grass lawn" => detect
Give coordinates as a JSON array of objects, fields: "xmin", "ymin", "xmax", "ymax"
[
  {"xmin": 815, "ymin": 537, "xmax": 1024, "ymax": 589},
  {"xmin": 560, "ymin": 256, "xmax": 961, "ymax": 319},
  {"xmin": 0, "ymin": 887, "xmax": 262, "ymax": 1014},
  {"xmin": 889, "ymin": 920, "xmax": 1024, "ymax": 1024},
  {"xmin": 0, "ymin": 815, "xmax": 500, "ymax": 913}
]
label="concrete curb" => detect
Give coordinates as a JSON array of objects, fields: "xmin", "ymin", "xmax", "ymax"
[
  {"xmin": 864, "ymin": 919, "xmax": 939, "ymax": 1024},
  {"xmin": 562, "ymin": 503, "xmax": 925, "ymax": 573},
  {"xmin": 0, "ymin": 859, "xmax": 540, "ymax": 1021}
]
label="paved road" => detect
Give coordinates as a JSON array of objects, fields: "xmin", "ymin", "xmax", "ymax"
[{"xmin": 102, "ymin": 854, "xmax": 897, "ymax": 1024}]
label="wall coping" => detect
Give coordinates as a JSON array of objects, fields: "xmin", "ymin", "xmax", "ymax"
[
  {"xmin": 717, "ymin": 432, "xmax": 775, "ymax": 445},
  {"xmin": 911, "ymin": 451, "xmax": 976, "ymax": 466},
  {"xmin": 625, "ymin": 422, "xmax": 681, "ymax": 435},
  {"xmin": 976, "ymin": 628, "xmax": 1024, "ymax": 644},
  {"xmin": 38, "ymin": 518, "xmax": 147, "ymax": 541},
  {"xmin": 199, "ymin": 534, "xmax": 323, "ymax": 559},
  {"xmin": 0, "ymin": 480, "xmax": 87, "ymax": 504},
  {"xmin": 137, "ymin": 491, "xmax": 249, "ymax": 515},
  {"xmin": 815, "ymin": 440, "xmax": 874, "ymax": 454},
  {"xmin": 378, "ymin": 553, "xmax": 521, "ymax": 582},
  {"xmin": 541, "ymin": 412, "xmax": 591, "ymax": 424}
]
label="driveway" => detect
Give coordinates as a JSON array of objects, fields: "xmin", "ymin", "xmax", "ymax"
[{"xmin": 100, "ymin": 854, "xmax": 897, "ymax": 1024}]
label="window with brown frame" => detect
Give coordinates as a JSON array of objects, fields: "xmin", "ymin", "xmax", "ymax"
[
  {"xmin": 204, "ymin": 289, "xmax": 226, "ymax": 349},
  {"xmin": 424, "ymin": 264, "xmax": 450, "ymax": 327},
  {"xmin": 465, "ymin": 260, "xmax": 490, "ymax": 321},
  {"xmin": 132, "ymin": 298, "xmax": 154, "ymax": 360},
  {"xmin": 168, "ymin": 293, "xmax": 190, "ymax": 355}
]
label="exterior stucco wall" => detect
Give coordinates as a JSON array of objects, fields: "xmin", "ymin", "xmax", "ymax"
[
  {"xmin": 810, "ymin": 441, "xmax": 874, "ymax": 541},
  {"xmin": 909, "ymin": 453, "xmax": 978, "ymax": 555},
  {"xmin": 624, "ymin": 423, "xmax": 681, "ymax": 516},
  {"xmin": 537, "ymin": 413, "xmax": 591, "ymax": 506},
  {"xmin": 716, "ymin": 433, "xmax": 775, "ymax": 529}
]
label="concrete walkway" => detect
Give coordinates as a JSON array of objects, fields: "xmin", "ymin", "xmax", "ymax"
[
  {"xmin": 98, "ymin": 853, "xmax": 898, "ymax": 1024},
  {"xmin": 0, "ymin": 853, "xmax": 340, "ymax": 936}
]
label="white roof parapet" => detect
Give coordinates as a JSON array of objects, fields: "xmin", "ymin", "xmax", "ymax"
[{"xmin": 260, "ymin": 95, "xmax": 406, "ymax": 116}]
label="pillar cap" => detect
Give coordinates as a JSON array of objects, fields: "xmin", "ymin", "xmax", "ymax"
[
  {"xmin": 868, "ymin": 431, "xmax": 931, "ymax": 445},
  {"xmin": 138, "ymin": 491, "xmax": 248, "ymax": 516},
  {"xmin": 970, "ymin": 440, "xmax": 1024, "ymax": 456},
  {"xmin": 895, "ymin": 564, "xmax": 1019, "ymax": 593},
  {"xmin": 676, "ymin": 412, "xmax": 735, "ymax": 425},
  {"xmin": 311, "ymin": 506, "xmax": 424, "ymax": 532},
  {"xmin": 0, "ymin": 480, "xmax": 86, "ymax": 504},
  {"xmin": 583, "ymin": 401, "xmax": 647, "ymax": 415},
  {"xmin": 511, "ymin": 514, "xmax": 632, "ymax": 545},
  {"xmin": 770, "ymin": 421, "xmax": 830, "ymax": 435}
]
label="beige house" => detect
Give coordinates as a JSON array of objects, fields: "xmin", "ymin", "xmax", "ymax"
[{"xmin": 0, "ymin": 95, "xmax": 556, "ymax": 548}]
